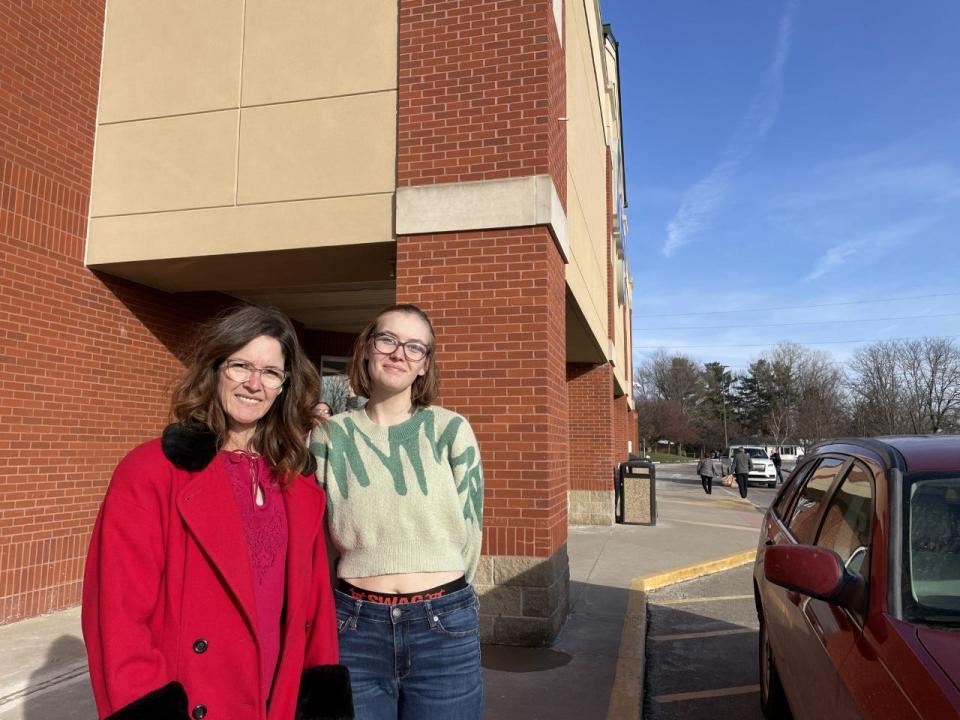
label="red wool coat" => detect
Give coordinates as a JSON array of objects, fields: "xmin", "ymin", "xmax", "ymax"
[{"xmin": 82, "ymin": 423, "xmax": 352, "ymax": 720}]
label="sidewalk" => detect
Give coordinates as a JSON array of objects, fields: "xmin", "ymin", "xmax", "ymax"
[{"xmin": 0, "ymin": 465, "xmax": 765, "ymax": 720}]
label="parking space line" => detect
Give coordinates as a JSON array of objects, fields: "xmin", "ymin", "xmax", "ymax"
[
  {"xmin": 651, "ymin": 627, "xmax": 755, "ymax": 642},
  {"xmin": 653, "ymin": 685, "xmax": 761, "ymax": 703},
  {"xmin": 656, "ymin": 593, "xmax": 753, "ymax": 606},
  {"xmin": 673, "ymin": 519, "xmax": 761, "ymax": 533}
]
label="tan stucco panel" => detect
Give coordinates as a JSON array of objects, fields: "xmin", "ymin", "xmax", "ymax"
[
  {"xmin": 241, "ymin": 0, "xmax": 398, "ymax": 105},
  {"xmin": 98, "ymin": 0, "xmax": 243, "ymax": 123},
  {"xmin": 237, "ymin": 92, "xmax": 397, "ymax": 204},
  {"xmin": 85, "ymin": 193, "xmax": 394, "ymax": 265},
  {"xmin": 564, "ymin": 0, "xmax": 610, "ymax": 358},
  {"xmin": 90, "ymin": 110, "xmax": 239, "ymax": 217}
]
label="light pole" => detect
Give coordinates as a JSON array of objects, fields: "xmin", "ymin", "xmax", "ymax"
[{"xmin": 720, "ymin": 365, "xmax": 729, "ymax": 449}]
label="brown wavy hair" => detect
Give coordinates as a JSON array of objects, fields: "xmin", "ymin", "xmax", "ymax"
[
  {"xmin": 170, "ymin": 305, "xmax": 320, "ymax": 484},
  {"xmin": 349, "ymin": 304, "xmax": 439, "ymax": 408}
]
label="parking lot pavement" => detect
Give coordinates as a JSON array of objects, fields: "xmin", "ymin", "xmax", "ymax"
[{"xmin": 643, "ymin": 564, "xmax": 770, "ymax": 720}]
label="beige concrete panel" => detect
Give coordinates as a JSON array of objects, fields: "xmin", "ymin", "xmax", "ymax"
[
  {"xmin": 86, "ymin": 193, "xmax": 394, "ymax": 265},
  {"xmin": 90, "ymin": 111, "xmax": 238, "ymax": 217},
  {"xmin": 395, "ymin": 175, "xmax": 569, "ymax": 261},
  {"xmin": 565, "ymin": 0, "xmax": 611, "ymax": 359},
  {"xmin": 98, "ymin": 0, "xmax": 243, "ymax": 123},
  {"xmin": 237, "ymin": 92, "xmax": 396, "ymax": 204},
  {"xmin": 241, "ymin": 0, "xmax": 398, "ymax": 105}
]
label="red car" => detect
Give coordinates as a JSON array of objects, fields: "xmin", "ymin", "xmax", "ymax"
[{"xmin": 753, "ymin": 436, "xmax": 960, "ymax": 719}]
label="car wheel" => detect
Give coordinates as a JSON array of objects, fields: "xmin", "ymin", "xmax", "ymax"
[
  {"xmin": 759, "ymin": 615, "xmax": 790, "ymax": 719},
  {"xmin": 767, "ymin": 482, "xmax": 776, "ymax": 488}
]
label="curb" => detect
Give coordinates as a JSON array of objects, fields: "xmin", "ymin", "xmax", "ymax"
[{"xmin": 607, "ymin": 548, "xmax": 758, "ymax": 720}]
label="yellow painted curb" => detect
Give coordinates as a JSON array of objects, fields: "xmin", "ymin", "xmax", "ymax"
[
  {"xmin": 635, "ymin": 549, "xmax": 757, "ymax": 593},
  {"xmin": 606, "ymin": 548, "xmax": 758, "ymax": 719}
]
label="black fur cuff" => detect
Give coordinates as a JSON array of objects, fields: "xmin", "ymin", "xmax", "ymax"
[
  {"xmin": 106, "ymin": 681, "xmax": 189, "ymax": 720},
  {"xmin": 296, "ymin": 664, "xmax": 353, "ymax": 720},
  {"xmin": 161, "ymin": 422, "xmax": 218, "ymax": 471}
]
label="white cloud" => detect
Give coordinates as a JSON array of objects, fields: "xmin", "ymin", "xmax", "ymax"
[{"xmin": 663, "ymin": 0, "xmax": 800, "ymax": 257}]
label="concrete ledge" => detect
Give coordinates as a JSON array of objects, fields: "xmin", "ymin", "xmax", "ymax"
[{"xmin": 395, "ymin": 174, "xmax": 570, "ymax": 262}]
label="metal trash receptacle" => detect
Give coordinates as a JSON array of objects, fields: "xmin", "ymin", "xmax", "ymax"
[{"xmin": 619, "ymin": 460, "xmax": 656, "ymax": 525}]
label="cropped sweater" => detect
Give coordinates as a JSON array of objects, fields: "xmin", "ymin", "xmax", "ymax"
[{"xmin": 310, "ymin": 406, "xmax": 484, "ymax": 583}]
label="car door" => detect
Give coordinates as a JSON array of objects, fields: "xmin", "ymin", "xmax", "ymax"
[
  {"xmin": 798, "ymin": 460, "xmax": 877, "ymax": 719},
  {"xmin": 763, "ymin": 456, "xmax": 848, "ymax": 719}
]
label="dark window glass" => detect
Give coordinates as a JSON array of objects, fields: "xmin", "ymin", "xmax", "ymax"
[
  {"xmin": 816, "ymin": 463, "xmax": 873, "ymax": 577},
  {"xmin": 773, "ymin": 459, "xmax": 814, "ymax": 519},
  {"xmin": 788, "ymin": 458, "xmax": 845, "ymax": 544}
]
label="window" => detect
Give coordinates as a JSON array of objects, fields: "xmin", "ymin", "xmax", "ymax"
[
  {"xmin": 773, "ymin": 459, "xmax": 814, "ymax": 519},
  {"xmin": 904, "ymin": 474, "xmax": 960, "ymax": 624},
  {"xmin": 816, "ymin": 463, "xmax": 873, "ymax": 576},
  {"xmin": 787, "ymin": 458, "xmax": 846, "ymax": 544}
]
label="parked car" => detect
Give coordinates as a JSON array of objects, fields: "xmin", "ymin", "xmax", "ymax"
[
  {"xmin": 753, "ymin": 436, "xmax": 960, "ymax": 719},
  {"xmin": 724, "ymin": 445, "xmax": 780, "ymax": 488}
]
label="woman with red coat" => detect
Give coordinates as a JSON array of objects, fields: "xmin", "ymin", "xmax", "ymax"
[{"xmin": 82, "ymin": 306, "xmax": 353, "ymax": 720}]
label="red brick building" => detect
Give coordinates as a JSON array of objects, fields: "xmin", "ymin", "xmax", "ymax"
[{"xmin": 0, "ymin": 0, "xmax": 636, "ymax": 645}]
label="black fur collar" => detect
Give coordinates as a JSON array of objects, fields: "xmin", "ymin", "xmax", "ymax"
[
  {"xmin": 161, "ymin": 421, "xmax": 218, "ymax": 471},
  {"xmin": 160, "ymin": 421, "xmax": 318, "ymax": 476}
]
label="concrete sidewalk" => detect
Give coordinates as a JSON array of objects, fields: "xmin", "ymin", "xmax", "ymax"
[{"xmin": 0, "ymin": 464, "xmax": 766, "ymax": 720}]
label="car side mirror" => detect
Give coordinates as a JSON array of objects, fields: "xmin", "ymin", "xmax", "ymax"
[{"xmin": 764, "ymin": 544, "xmax": 865, "ymax": 611}]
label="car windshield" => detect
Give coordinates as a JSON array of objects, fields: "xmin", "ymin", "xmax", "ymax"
[
  {"xmin": 746, "ymin": 448, "xmax": 768, "ymax": 459},
  {"xmin": 903, "ymin": 473, "xmax": 960, "ymax": 626}
]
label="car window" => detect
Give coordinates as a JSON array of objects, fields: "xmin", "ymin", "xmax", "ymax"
[
  {"xmin": 815, "ymin": 462, "xmax": 873, "ymax": 577},
  {"xmin": 772, "ymin": 459, "xmax": 815, "ymax": 519},
  {"xmin": 904, "ymin": 474, "xmax": 960, "ymax": 625},
  {"xmin": 746, "ymin": 448, "xmax": 768, "ymax": 459},
  {"xmin": 787, "ymin": 457, "xmax": 846, "ymax": 544}
]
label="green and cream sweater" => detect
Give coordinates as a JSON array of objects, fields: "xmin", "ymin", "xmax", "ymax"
[{"xmin": 310, "ymin": 406, "xmax": 484, "ymax": 583}]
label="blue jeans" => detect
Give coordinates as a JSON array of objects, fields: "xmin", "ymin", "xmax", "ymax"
[{"xmin": 335, "ymin": 585, "xmax": 484, "ymax": 720}]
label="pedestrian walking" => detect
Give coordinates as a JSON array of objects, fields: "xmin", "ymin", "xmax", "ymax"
[
  {"xmin": 771, "ymin": 449, "xmax": 783, "ymax": 485},
  {"xmin": 696, "ymin": 454, "xmax": 718, "ymax": 495},
  {"xmin": 731, "ymin": 446, "xmax": 753, "ymax": 499},
  {"xmin": 81, "ymin": 306, "xmax": 352, "ymax": 720},
  {"xmin": 311, "ymin": 304, "xmax": 485, "ymax": 720}
]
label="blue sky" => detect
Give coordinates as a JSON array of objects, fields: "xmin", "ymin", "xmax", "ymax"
[{"xmin": 600, "ymin": 0, "xmax": 960, "ymax": 373}]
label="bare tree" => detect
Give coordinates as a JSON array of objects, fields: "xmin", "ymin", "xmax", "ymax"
[
  {"xmin": 897, "ymin": 338, "xmax": 960, "ymax": 433},
  {"xmin": 793, "ymin": 348, "xmax": 848, "ymax": 443},
  {"xmin": 648, "ymin": 349, "xmax": 704, "ymax": 416},
  {"xmin": 847, "ymin": 341, "xmax": 906, "ymax": 435}
]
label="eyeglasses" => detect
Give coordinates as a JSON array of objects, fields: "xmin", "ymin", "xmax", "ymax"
[
  {"xmin": 371, "ymin": 333, "xmax": 430, "ymax": 362},
  {"xmin": 220, "ymin": 360, "xmax": 287, "ymax": 389}
]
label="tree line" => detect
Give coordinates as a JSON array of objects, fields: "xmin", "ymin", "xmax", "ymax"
[{"xmin": 634, "ymin": 338, "xmax": 960, "ymax": 454}]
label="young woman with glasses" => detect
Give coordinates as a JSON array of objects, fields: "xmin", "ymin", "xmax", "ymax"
[
  {"xmin": 82, "ymin": 306, "xmax": 353, "ymax": 720},
  {"xmin": 311, "ymin": 304, "xmax": 484, "ymax": 719}
]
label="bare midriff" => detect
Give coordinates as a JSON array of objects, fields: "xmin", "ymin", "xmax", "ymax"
[{"xmin": 344, "ymin": 570, "xmax": 463, "ymax": 594}]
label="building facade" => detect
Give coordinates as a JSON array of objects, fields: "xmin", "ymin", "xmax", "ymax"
[{"xmin": 0, "ymin": 0, "xmax": 636, "ymax": 645}]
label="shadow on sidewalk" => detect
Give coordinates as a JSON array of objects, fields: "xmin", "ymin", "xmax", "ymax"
[{"xmin": 18, "ymin": 636, "xmax": 94, "ymax": 720}]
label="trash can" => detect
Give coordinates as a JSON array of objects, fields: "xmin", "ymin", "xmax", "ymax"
[{"xmin": 619, "ymin": 460, "xmax": 656, "ymax": 525}]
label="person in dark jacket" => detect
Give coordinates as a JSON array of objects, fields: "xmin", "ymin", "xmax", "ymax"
[
  {"xmin": 731, "ymin": 447, "xmax": 753, "ymax": 499},
  {"xmin": 82, "ymin": 306, "xmax": 353, "ymax": 720},
  {"xmin": 771, "ymin": 450, "xmax": 783, "ymax": 485}
]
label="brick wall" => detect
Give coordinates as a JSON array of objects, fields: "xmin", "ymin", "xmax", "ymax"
[
  {"xmin": 567, "ymin": 362, "xmax": 615, "ymax": 490},
  {"xmin": 547, "ymin": 0, "xmax": 566, "ymax": 207},
  {"xmin": 0, "ymin": 1, "xmax": 236, "ymax": 623},
  {"xmin": 396, "ymin": 227, "xmax": 568, "ymax": 559},
  {"xmin": 398, "ymin": 0, "xmax": 557, "ymax": 187}
]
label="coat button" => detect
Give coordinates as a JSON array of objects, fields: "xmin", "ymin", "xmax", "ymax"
[
  {"xmin": 191, "ymin": 705, "xmax": 207, "ymax": 719},
  {"xmin": 192, "ymin": 639, "xmax": 208, "ymax": 654}
]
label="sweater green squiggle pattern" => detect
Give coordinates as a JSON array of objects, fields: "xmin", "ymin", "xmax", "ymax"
[{"xmin": 311, "ymin": 406, "xmax": 484, "ymax": 583}]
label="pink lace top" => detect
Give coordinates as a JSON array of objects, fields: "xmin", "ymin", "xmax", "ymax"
[{"xmin": 220, "ymin": 451, "xmax": 288, "ymax": 703}]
